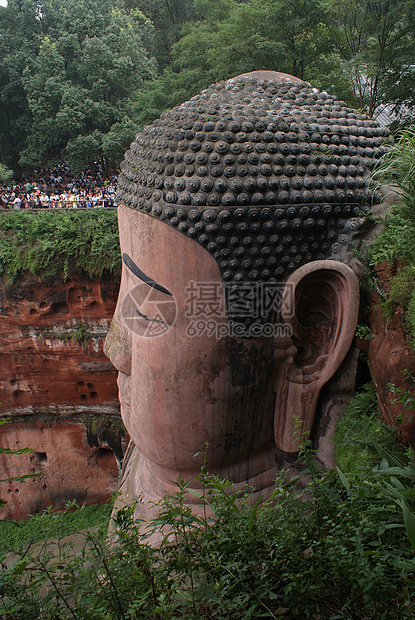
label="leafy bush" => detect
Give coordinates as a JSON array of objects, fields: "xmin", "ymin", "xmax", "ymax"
[
  {"xmin": 0, "ymin": 164, "xmax": 13, "ymax": 185},
  {"xmin": 372, "ymin": 128, "xmax": 415, "ymax": 210},
  {"xmin": 0, "ymin": 210, "xmax": 121, "ymax": 280},
  {"xmin": 372, "ymin": 445, "xmax": 415, "ymax": 574},
  {"xmin": 1, "ymin": 452, "xmax": 415, "ymax": 619},
  {"xmin": 368, "ymin": 128, "xmax": 415, "ymax": 349},
  {"xmin": 334, "ymin": 383, "xmax": 402, "ymax": 472}
]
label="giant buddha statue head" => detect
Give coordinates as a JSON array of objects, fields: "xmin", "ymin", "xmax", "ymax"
[{"xmin": 104, "ymin": 71, "xmax": 386, "ymax": 519}]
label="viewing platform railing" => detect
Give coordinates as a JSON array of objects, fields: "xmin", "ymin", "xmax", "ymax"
[{"xmin": 0, "ymin": 204, "xmax": 118, "ymax": 211}]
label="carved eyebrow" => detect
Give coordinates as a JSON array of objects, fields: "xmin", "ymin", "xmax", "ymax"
[{"xmin": 122, "ymin": 253, "xmax": 172, "ymax": 296}]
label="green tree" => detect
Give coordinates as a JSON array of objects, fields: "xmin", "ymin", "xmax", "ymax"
[
  {"xmin": 0, "ymin": 163, "xmax": 13, "ymax": 185},
  {"xmin": 19, "ymin": 2, "xmax": 156, "ymax": 172},
  {"xmin": 0, "ymin": 0, "xmax": 43, "ymax": 173},
  {"xmin": 324, "ymin": 0, "xmax": 415, "ymax": 116},
  {"xmin": 171, "ymin": 0, "xmax": 329, "ymax": 81},
  {"xmin": 130, "ymin": 0, "xmax": 332, "ymax": 127},
  {"xmin": 125, "ymin": 0, "xmax": 196, "ymax": 69},
  {"xmin": 138, "ymin": 0, "xmax": 415, "ymax": 123}
]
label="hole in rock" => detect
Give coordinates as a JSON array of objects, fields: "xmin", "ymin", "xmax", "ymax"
[
  {"xmin": 87, "ymin": 301, "xmax": 101, "ymax": 311},
  {"xmin": 90, "ymin": 392, "xmax": 99, "ymax": 399},
  {"xmin": 68, "ymin": 287, "xmax": 86, "ymax": 304},
  {"xmin": 87, "ymin": 382, "xmax": 95, "ymax": 390},
  {"xmin": 51, "ymin": 302, "xmax": 70, "ymax": 314},
  {"xmin": 12, "ymin": 390, "xmax": 26, "ymax": 403},
  {"xmin": 80, "ymin": 394, "xmax": 88, "ymax": 400},
  {"xmin": 95, "ymin": 447, "xmax": 116, "ymax": 465},
  {"xmin": 30, "ymin": 452, "xmax": 48, "ymax": 464}
]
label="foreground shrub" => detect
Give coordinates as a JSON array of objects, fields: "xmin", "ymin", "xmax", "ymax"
[
  {"xmin": 1, "ymin": 446, "xmax": 415, "ymax": 619},
  {"xmin": 334, "ymin": 383, "xmax": 402, "ymax": 472}
]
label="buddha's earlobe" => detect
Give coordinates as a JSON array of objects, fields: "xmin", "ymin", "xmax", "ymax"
[{"xmin": 274, "ymin": 260, "xmax": 359, "ymax": 453}]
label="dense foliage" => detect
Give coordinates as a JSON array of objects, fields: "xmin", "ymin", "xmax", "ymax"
[
  {"xmin": 368, "ymin": 128, "xmax": 415, "ymax": 349},
  {"xmin": 1, "ymin": 444, "xmax": 415, "ymax": 619},
  {"xmin": 334, "ymin": 383, "xmax": 402, "ymax": 471},
  {"xmin": 0, "ymin": 0, "xmax": 156, "ymax": 174},
  {"xmin": 1, "ymin": 0, "xmax": 414, "ymax": 174},
  {"xmin": 0, "ymin": 210, "xmax": 121, "ymax": 279}
]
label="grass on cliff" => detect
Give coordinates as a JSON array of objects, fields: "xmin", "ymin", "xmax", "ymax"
[
  {"xmin": 0, "ymin": 210, "xmax": 121, "ymax": 280},
  {"xmin": 368, "ymin": 128, "xmax": 415, "ymax": 349},
  {"xmin": 334, "ymin": 383, "xmax": 404, "ymax": 472},
  {"xmin": 0, "ymin": 502, "xmax": 112, "ymax": 556}
]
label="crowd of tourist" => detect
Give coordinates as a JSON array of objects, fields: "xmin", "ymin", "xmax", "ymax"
[{"xmin": 0, "ymin": 163, "xmax": 118, "ymax": 210}]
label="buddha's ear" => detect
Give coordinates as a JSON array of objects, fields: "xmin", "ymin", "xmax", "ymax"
[{"xmin": 274, "ymin": 260, "xmax": 359, "ymax": 453}]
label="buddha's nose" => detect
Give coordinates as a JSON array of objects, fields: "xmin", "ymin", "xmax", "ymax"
[{"xmin": 104, "ymin": 307, "xmax": 132, "ymax": 376}]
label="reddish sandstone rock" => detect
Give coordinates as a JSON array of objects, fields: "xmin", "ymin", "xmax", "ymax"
[
  {"xmin": 0, "ymin": 416, "xmax": 124, "ymax": 520},
  {"xmin": 0, "ymin": 271, "xmax": 126, "ymax": 518},
  {"xmin": 365, "ymin": 264, "xmax": 415, "ymax": 446},
  {"xmin": 0, "ymin": 272, "xmax": 119, "ymax": 411}
]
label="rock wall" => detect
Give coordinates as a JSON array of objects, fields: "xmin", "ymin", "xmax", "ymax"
[
  {"xmin": 0, "ymin": 271, "xmax": 125, "ymax": 519},
  {"xmin": 363, "ymin": 263, "xmax": 415, "ymax": 446}
]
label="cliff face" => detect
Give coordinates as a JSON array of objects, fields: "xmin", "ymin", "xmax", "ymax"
[
  {"xmin": 0, "ymin": 271, "xmax": 125, "ymax": 519},
  {"xmin": 364, "ymin": 263, "xmax": 415, "ymax": 446}
]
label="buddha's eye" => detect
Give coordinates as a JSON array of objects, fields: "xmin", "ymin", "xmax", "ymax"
[
  {"xmin": 121, "ymin": 281, "xmax": 177, "ymax": 337},
  {"xmin": 133, "ymin": 307, "xmax": 155, "ymax": 322}
]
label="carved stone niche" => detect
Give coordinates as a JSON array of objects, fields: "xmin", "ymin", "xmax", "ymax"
[{"xmin": 105, "ymin": 71, "xmax": 385, "ymax": 529}]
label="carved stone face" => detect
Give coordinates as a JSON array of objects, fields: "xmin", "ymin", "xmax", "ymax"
[
  {"xmin": 104, "ymin": 205, "xmax": 360, "ymax": 502},
  {"xmin": 105, "ymin": 205, "xmax": 291, "ymax": 495}
]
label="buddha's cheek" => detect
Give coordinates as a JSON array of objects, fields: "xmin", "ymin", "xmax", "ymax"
[{"xmin": 127, "ymin": 333, "xmax": 279, "ymax": 471}]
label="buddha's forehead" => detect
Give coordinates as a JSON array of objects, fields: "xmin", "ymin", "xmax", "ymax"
[
  {"xmin": 117, "ymin": 72, "xmax": 388, "ymax": 284},
  {"xmin": 119, "ymin": 204, "xmax": 221, "ymax": 286}
]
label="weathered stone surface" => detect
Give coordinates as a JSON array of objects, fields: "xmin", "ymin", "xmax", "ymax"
[
  {"xmin": 366, "ymin": 264, "xmax": 415, "ymax": 445},
  {"xmin": 315, "ymin": 345, "xmax": 361, "ymax": 468},
  {"xmin": 107, "ymin": 70, "xmax": 379, "ymax": 530},
  {"xmin": 0, "ymin": 272, "xmax": 119, "ymax": 412},
  {"xmin": 0, "ymin": 271, "xmax": 126, "ymax": 518},
  {"xmin": 0, "ymin": 416, "xmax": 124, "ymax": 520}
]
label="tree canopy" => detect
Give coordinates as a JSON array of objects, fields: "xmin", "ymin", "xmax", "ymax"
[
  {"xmin": 0, "ymin": 0, "xmax": 156, "ymax": 175},
  {"xmin": 0, "ymin": 0, "xmax": 414, "ymax": 176}
]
